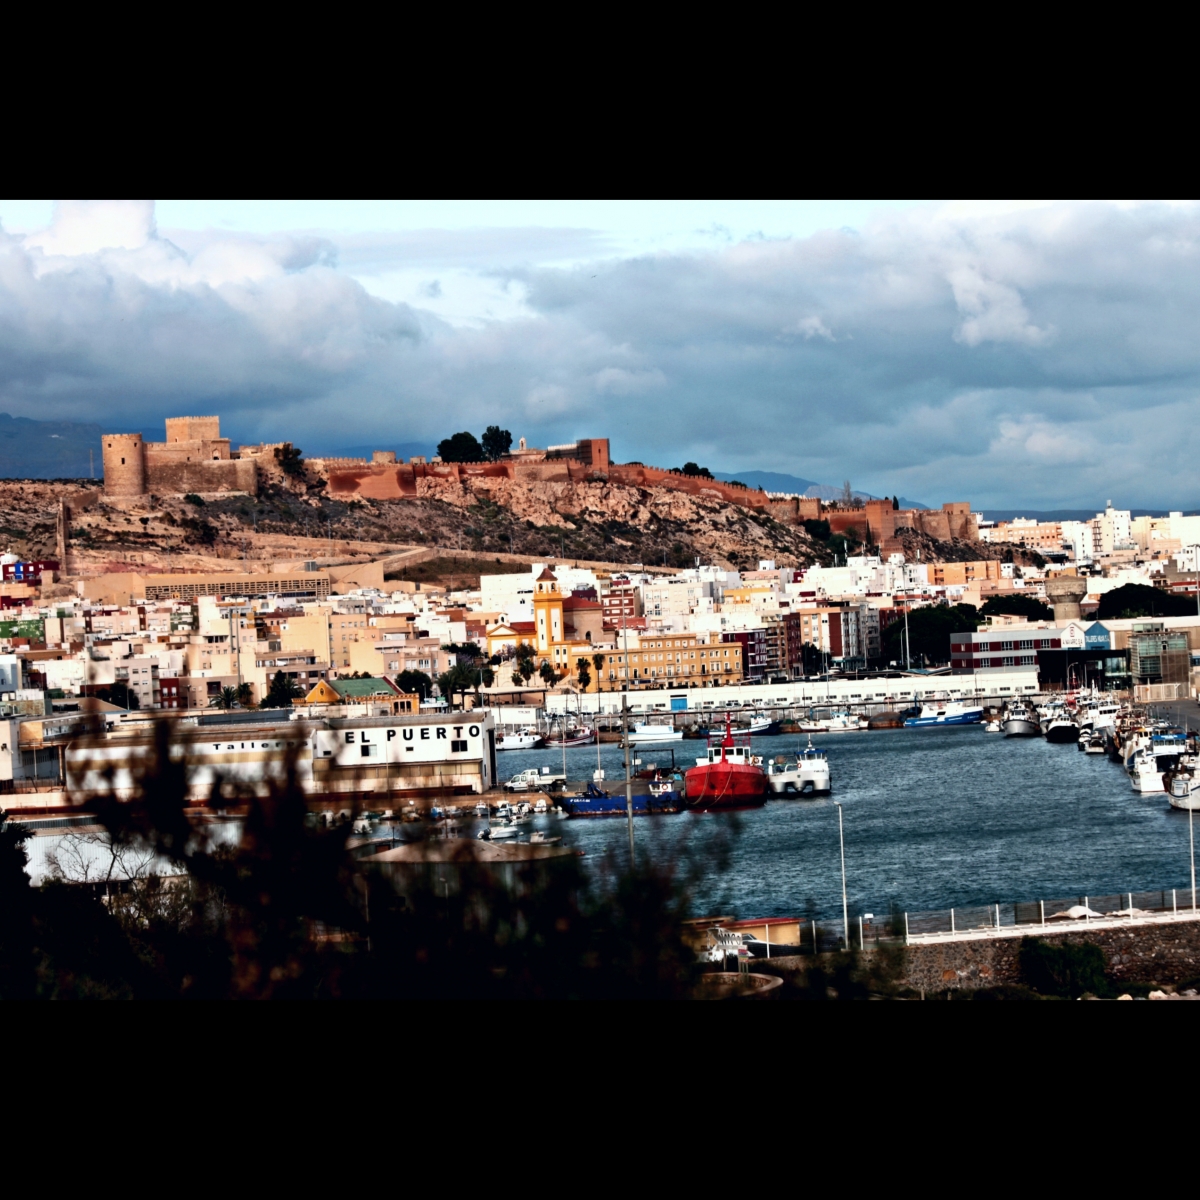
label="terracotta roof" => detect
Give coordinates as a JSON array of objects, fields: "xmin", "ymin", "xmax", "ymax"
[{"xmin": 536, "ymin": 566, "xmax": 558, "ymax": 581}]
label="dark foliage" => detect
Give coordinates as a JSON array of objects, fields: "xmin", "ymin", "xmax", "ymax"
[
  {"xmin": 437, "ymin": 432, "xmax": 484, "ymax": 463},
  {"xmin": 980, "ymin": 594, "xmax": 1054, "ymax": 621},
  {"xmin": 394, "ymin": 669, "xmax": 432, "ymax": 698},
  {"xmin": 183, "ymin": 493, "xmax": 205, "ymax": 507},
  {"xmin": 678, "ymin": 462, "xmax": 714, "ymax": 479},
  {"xmin": 0, "ymin": 724, "xmax": 713, "ymax": 999},
  {"xmin": 275, "ymin": 445, "xmax": 305, "ymax": 477},
  {"xmin": 261, "ymin": 670, "xmax": 300, "ymax": 709},
  {"xmin": 181, "ymin": 516, "xmax": 217, "ymax": 546},
  {"xmin": 880, "ymin": 604, "xmax": 981, "ymax": 666},
  {"xmin": 1097, "ymin": 583, "xmax": 1197, "ymax": 620},
  {"xmin": 481, "ymin": 426, "xmax": 512, "ymax": 462},
  {"xmin": 803, "ymin": 518, "xmax": 831, "ymax": 542},
  {"xmin": 1018, "ymin": 936, "xmax": 1108, "ymax": 998}
]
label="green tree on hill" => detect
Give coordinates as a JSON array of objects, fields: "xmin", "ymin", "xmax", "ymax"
[
  {"xmin": 437, "ymin": 432, "xmax": 484, "ymax": 463},
  {"xmin": 481, "ymin": 426, "xmax": 513, "ymax": 461}
]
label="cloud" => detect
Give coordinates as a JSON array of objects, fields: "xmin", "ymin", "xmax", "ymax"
[{"xmin": 5, "ymin": 200, "xmax": 1200, "ymax": 508}]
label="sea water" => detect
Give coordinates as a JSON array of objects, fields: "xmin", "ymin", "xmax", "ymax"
[{"xmin": 496, "ymin": 727, "xmax": 1200, "ymax": 920}]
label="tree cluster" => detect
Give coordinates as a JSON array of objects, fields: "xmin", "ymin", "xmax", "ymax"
[
  {"xmin": 880, "ymin": 604, "xmax": 981, "ymax": 667},
  {"xmin": 437, "ymin": 427, "xmax": 513, "ymax": 463}
]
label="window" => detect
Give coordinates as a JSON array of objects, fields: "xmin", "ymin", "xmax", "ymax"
[
  {"xmin": 1002, "ymin": 656, "xmax": 1015, "ymax": 666},
  {"xmin": 1018, "ymin": 640, "xmax": 1033, "ymax": 650},
  {"xmin": 1020, "ymin": 655, "xmax": 1035, "ymax": 665},
  {"xmin": 1001, "ymin": 640, "xmax": 1014, "ymax": 651},
  {"xmin": 360, "ymin": 745, "xmax": 373, "ymax": 757},
  {"xmin": 451, "ymin": 739, "xmax": 467, "ymax": 752}
]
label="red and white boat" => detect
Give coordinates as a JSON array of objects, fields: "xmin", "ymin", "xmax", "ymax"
[{"xmin": 684, "ymin": 716, "xmax": 768, "ymax": 811}]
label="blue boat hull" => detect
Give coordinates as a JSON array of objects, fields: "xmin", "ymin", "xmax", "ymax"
[
  {"xmin": 903, "ymin": 711, "xmax": 983, "ymax": 728},
  {"xmin": 565, "ymin": 789, "xmax": 684, "ymax": 817}
]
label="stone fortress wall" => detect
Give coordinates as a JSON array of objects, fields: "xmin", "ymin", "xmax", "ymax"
[
  {"xmin": 102, "ymin": 422, "xmax": 976, "ymax": 542},
  {"xmin": 104, "ymin": 417, "xmax": 257, "ymax": 497}
]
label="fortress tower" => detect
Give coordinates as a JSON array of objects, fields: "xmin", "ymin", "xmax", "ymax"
[
  {"xmin": 102, "ymin": 433, "xmax": 146, "ymax": 496},
  {"xmin": 102, "ymin": 416, "xmax": 255, "ymax": 497}
]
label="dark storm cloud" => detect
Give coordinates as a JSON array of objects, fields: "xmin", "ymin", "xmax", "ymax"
[{"xmin": 3, "ymin": 201, "xmax": 1200, "ymax": 508}]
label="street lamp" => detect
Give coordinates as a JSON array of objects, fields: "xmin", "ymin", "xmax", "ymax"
[{"xmin": 835, "ymin": 801, "xmax": 848, "ymax": 951}]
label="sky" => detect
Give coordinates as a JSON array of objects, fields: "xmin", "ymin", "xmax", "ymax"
[{"xmin": 0, "ymin": 198, "xmax": 1197, "ymax": 509}]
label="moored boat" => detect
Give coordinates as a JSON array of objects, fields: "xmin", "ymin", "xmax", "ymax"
[
  {"xmin": 766, "ymin": 738, "xmax": 831, "ymax": 796},
  {"xmin": 1002, "ymin": 704, "xmax": 1041, "ymax": 738},
  {"xmin": 495, "ymin": 728, "xmax": 545, "ymax": 751},
  {"xmin": 1044, "ymin": 715, "xmax": 1080, "ymax": 744},
  {"xmin": 685, "ymin": 717, "xmax": 768, "ymax": 811},
  {"xmin": 545, "ymin": 725, "xmax": 596, "ymax": 747},
  {"xmin": 904, "ymin": 700, "xmax": 984, "ymax": 728},
  {"xmin": 627, "ymin": 722, "xmax": 683, "ymax": 744}
]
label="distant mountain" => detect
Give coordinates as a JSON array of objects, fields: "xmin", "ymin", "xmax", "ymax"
[
  {"xmin": 711, "ymin": 470, "xmax": 927, "ymax": 510},
  {"xmin": 0, "ymin": 413, "xmax": 102, "ymax": 479}
]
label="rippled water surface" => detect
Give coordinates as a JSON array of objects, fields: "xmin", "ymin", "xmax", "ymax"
[{"xmin": 496, "ymin": 728, "xmax": 1200, "ymax": 919}]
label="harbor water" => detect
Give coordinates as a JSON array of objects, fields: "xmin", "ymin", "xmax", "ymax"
[
  {"xmin": 495, "ymin": 727, "xmax": 1200, "ymax": 920},
  {"xmin": 23, "ymin": 727, "xmax": 1199, "ymax": 922}
]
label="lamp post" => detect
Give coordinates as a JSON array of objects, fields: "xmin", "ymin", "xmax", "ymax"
[
  {"xmin": 835, "ymin": 801, "xmax": 848, "ymax": 951},
  {"xmin": 1191, "ymin": 800, "xmax": 1196, "ymax": 913},
  {"xmin": 623, "ymin": 605, "xmax": 634, "ymax": 859}
]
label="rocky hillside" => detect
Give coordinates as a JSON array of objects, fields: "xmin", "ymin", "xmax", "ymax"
[{"xmin": 0, "ymin": 472, "xmax": 1020, "ymax": 575}]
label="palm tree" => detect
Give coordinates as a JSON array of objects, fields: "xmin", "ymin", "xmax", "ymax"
[
  {"xmin": 592, "ymin": 652, "xmax": 606, "ymax": 691},
  {"xmin": 576, "ymin": 659, "xmax": 592, "ymax": 692},
  {"xmin": 210, "ymin": 685, "xmax": 239, "ymax": 710}
]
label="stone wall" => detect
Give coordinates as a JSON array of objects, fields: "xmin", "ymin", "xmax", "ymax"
[
  {"xmin": 145, "ymin": 457, "xmax": 257, "ymax": 496},
  {"xmin": 901, "ymin": 921, "xmax": 1200, "ymax": 991}
]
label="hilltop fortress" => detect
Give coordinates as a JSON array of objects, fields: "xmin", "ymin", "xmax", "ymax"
[{"xmin": 103, "ymin": 419, "xmax": 976, "ymax": 552}]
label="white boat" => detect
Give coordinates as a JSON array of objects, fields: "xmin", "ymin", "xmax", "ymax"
[
  {"xmin": 495, "ymin": 728, "xmax": 544, "ymax": 751},
  {"xmin": 798, "ymin": 711, "xmax": 866, "ymax": 733},
  {"xmin": 983, "ymin": 719, "xmax": 1002, "ymax": 733},
  {"xmin": 481, "ymin": 822, "xmax": 521, "ymax": 840},
  {"xmin": 628, "ymin": 723, "xmax": 684, "ymax": 744},
  {"xmin": 766, "ymin": 739, "xmax": 831, "ymax": 796},
  {"xmin": 1002, "ymin": 704, "xmax": 1040, "ymax": 738},
  {"xmin": 1168, "ymin": 771, "xmax": 1200, "ymax": 810},
  {"xmin": 1130, "ymin": 750, "xmax": 1165, "ymax": 793},
  {"xmin": 905, "ymin": 701, "xmax": 983, "ymax": 728},
  {"xmin": 1084, "ymin": 732, "xmax": 1107, "ymax": 755}
]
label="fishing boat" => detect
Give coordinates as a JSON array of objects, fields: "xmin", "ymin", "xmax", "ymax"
[
  {"xmin": 1167, "ymin": 769, "xmax": 1200, "ymax": 810},
  {"xmin": 798, "ymin": 711, "xmax": 867, "ymax": 733},
  {"xmin": 564, "ymin": 778, "xmax": 685, "ymax": 816},
  {"xmin": 495, "ymin": 728, "xmax": 545, "ymax": 751},
  {"xmin": 1002, "ymin": 703, "xmax": 1040, "ymax": 738},
  {"xmin": 684, "ymin": 716, "xmax": 768, "ymax": 811},
  {"xmin": 545, "ymin": 724, "xmax": 596, "ymax": 747},
  {"xmin": 627, "ymin": 722, "xmax": 684, "ymax": 744},
  {"xmin": 904, "ymin": 700, "xmax": 984, "ymax": 728},
  {"xmin": 745, "ymin": 713, "xmax": 782, "ymax": 736},
  {"xmin": 766, "ymin": 738, "xmax": 831, "ymax": 796},
  {"xmin": 1043, "ymin": 713, "xmax": 1081, "ymax": 744}
]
